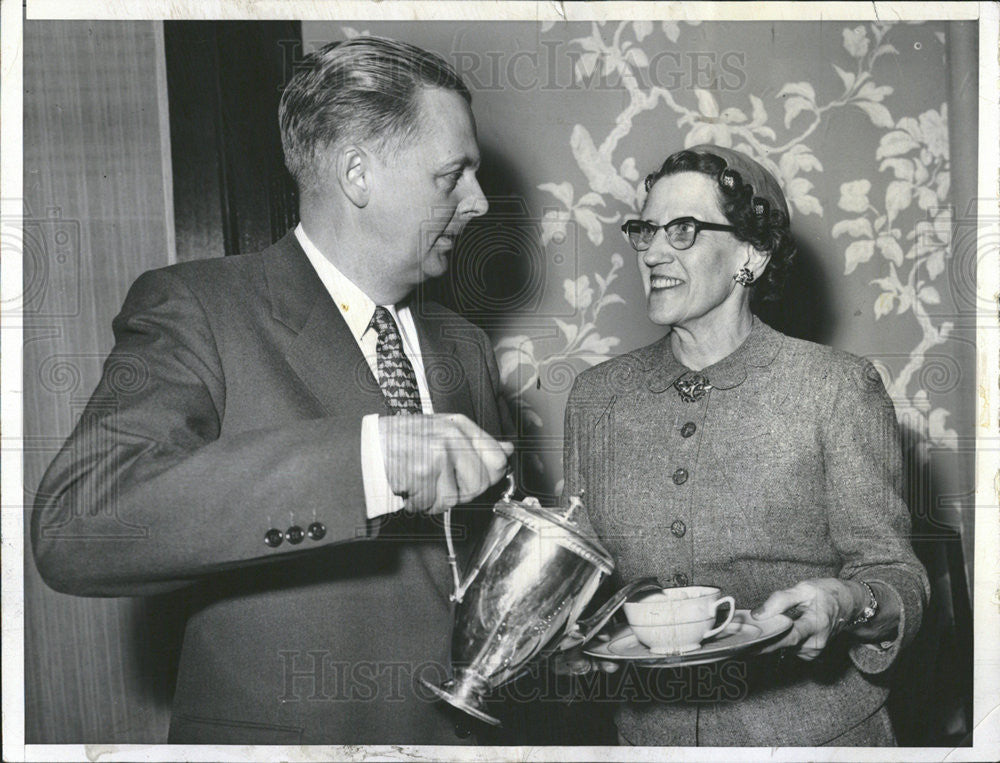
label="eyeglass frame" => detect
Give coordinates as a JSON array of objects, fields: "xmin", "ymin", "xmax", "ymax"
[{"xmin": 620, "ymin": 216, "xmax": 739, "ymax": 252}]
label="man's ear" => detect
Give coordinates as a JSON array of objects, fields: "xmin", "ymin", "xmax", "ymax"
[{"xmin": 336, "ymin": 146, "xmax": 371, "ymax": 208}]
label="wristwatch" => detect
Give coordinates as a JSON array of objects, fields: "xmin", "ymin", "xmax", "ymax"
[{"xmin": 845, "ymin": 580, "xmax": 879, "ymax": 629}]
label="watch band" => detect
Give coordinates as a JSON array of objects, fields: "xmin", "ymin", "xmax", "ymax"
[{"xmin": 846, "ymin": 580, "xmax": 879, "ymax": 629}]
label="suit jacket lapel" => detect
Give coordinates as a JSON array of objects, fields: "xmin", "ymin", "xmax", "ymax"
[
  {"xmin": 409, "ymin": 304, "xmax": 476, "ymax": 421},
  {"xmin": 261, "ymin": 232, "xmax": 478, "ymax": 422},
  {"xmin": 263, "ymin": 232, "xmax": 387, "ymax": 417}
]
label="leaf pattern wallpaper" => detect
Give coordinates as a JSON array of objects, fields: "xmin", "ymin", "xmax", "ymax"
[
  {"xmin": 308, "ymin": 18, "xmax": 976, "ymax": 742},
  {"xmin": 496, "ymin": 21, "xmax": 963, "ymax": 487},
  {"xmin": 309, "ymin": 16, "xmax": 974, "ymax": 527}
]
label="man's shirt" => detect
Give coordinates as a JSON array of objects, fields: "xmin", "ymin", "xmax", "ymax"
[{"xmin": 295, "ymin": 222, "xmax": 432, "ymax": 518}]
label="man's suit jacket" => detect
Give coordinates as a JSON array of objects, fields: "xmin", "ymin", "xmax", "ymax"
[{"xmin": 32, "ymin": 231, "xmax": 513, "ymax": 744}]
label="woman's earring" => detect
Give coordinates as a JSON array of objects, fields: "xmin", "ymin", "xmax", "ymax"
[{"xmin": 733, "ymin": 267, "xmax": 755, "ymax": 286}]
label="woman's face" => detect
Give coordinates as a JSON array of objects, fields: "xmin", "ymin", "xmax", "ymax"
[{"xmin": 638, "ymin": 171, "xmax": 750, "ymax": 329}]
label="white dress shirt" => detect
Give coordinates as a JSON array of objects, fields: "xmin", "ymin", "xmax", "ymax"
[{"xmin": 294, "ymin": 223, "xmax": 433, "ymax": 519}]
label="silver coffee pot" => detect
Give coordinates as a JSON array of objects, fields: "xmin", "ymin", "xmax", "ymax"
[{"xmin": 421, "ymin": 475, "xmax": 614, "ymax": 725}]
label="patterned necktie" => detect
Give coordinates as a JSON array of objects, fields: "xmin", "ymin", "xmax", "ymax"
[{"xmin": 370, "ymin": 306, "xmax": 422, "ymax": 414}]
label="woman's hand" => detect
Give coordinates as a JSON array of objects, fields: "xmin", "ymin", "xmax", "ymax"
[
  {"xmin": 550, "ymin": 644, "xmax": 620, "ymax": 675},
  {"xmin": 750, "ymin": 577, "xmax": 869, "ymax": 661}
]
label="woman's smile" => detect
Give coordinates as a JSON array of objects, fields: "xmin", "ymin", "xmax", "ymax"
[{"xmin": 649, "ymin": 274, "xmax": 685, "ymax": 290}]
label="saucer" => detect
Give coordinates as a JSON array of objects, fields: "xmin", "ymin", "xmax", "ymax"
[{"xmin": 583, "ymin": 610, "xmax": 793, "ymax": 668}]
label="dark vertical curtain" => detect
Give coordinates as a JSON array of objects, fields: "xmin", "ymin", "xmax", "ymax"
[{"xmin": 164, "ymin": 21, "xmax": 300, "ymax": 260}]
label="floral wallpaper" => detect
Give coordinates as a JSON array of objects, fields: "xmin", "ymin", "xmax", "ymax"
[
  {"xmin": 275, "ymin": 18, "xmax": 980, "ymax": 744},
  {"xmin": 494, "ymin": 20, "xmax": 961, "ymax": 489},
  {"xmin": 307, "ymin": 18, "xmax": 974, "ymax": 529}
]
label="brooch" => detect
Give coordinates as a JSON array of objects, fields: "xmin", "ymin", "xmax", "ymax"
[{"xmin": 674, "ymin": 374, "xmax": 712, "ymax": 402}]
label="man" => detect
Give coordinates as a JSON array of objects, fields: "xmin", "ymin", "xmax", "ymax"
[{"xmin": 32, "ymin": 37, "xmax": 514, "ymax": 745}]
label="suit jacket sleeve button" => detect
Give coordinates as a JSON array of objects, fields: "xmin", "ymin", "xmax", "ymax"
[
  {"xmin": 674, "ymin": 572, "xmax": 689, "ymax": 586},
  {"xmin": 264, "ymin": 528, "xmax": 284, "ymax": 548},
  {"xmin": 671, "ymin": 468, "xmax": 688, "ymax": 485},
  {"xmin": 680, "ymin": 422, "xmax": 696, "ymax": 438},
  {"xmin": 307, "ymin": 522, "xmax": 327, "ymax": 540},
  {"xmin": 670, "ymin": 520, "xmax": 686, "ymax": 538},
  {"xmin": 285, "ymin": 525, "xmax": 305, "ymax": 544},
  {"xmin": 454, "ymin": 722, "xmax": 472, "ymax": 739}
]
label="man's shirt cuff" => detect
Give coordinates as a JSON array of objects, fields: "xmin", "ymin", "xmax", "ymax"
[{"xmin": 361, "ymin": 413, "xmax": 404, "ymax": 519}]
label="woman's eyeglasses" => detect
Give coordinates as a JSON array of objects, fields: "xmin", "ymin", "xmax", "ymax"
[{"xmin": 621, "ymin": 216, "xmax": 738, "ymax": 252}]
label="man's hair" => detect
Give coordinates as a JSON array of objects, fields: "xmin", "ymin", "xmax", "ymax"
[{"xmin": 278, "ymin": 36, "xmax": 471, "ymax": 194}]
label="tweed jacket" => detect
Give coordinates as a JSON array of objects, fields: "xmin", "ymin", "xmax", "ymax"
[
  {"xmin": 564, "ymin": 318, "xmax": 929, "ymax": 746},
  {"xmin": 31, "ymin": 231, "xmax": 513, "ymax": 745}
]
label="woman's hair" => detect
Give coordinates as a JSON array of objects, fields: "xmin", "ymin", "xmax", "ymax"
[
  {"xmin": 278, "ymin": 36, "xmax": 471, "ymax": 195},
  {"xmin": 644, "ymin": 148, "xmax": 796, "ymax": 305}
]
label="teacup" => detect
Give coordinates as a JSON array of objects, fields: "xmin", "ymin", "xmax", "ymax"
[{"xmin": 623, "ymin": 585, "xmax": 736, "ymax": 654}]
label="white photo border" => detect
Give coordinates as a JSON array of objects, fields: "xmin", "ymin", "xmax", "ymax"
[{"xmin": 3, "ymin": 2, "xmax": 997, "ymax": 761}]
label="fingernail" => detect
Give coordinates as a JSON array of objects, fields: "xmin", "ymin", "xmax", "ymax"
[{"xmin": 750, "ymin": 608, "xmax": 762, "ymax": 618}]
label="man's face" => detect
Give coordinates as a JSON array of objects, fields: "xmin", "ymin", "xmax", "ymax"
[{"xmin": 365, "ymin": 88, "xmax": 488, "ymax": 298}]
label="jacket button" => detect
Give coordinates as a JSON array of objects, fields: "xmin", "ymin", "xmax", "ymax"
[
  {"xmin": 454, "ymin": 721, "xmax": 472, "ymax": 739},
  {"xmin": 670, "ymin": 520, "xmax": 686, "ymax": 537},
  {"xmin": 674, "ymin": 572, "xmax": 689, "ymax": 586},
  {"xmin": 264, "ymin": 528, "xmax": 284, "ymax": 548},
  {"xmin": 307, "ymin": 522, "xmax": 326, "ymax": 541},
  {"xmin": 285, "ymin": 525, "xmax": 305, "ymax": 544},
  {"xmin": 680, "ymin": 422, "xmax": 696, "ymax": 438},
  {"xmin": 672, "ymin": 468, "xmax": 688, "ymax": 485}
]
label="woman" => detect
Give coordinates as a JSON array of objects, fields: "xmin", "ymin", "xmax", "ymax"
[{"xmin": 563, "ymin": 145, "xmax": 929, "ymax": 746}]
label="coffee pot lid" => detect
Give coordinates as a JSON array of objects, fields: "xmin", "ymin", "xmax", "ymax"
[{"xmin": 494, "ymin": 494, "xmax": 614, "ymax": 575}]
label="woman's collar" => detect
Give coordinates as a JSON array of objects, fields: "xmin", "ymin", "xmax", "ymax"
[{"xmin": 641, "ymin": 317, "xmax": 784, "ymax": 394}]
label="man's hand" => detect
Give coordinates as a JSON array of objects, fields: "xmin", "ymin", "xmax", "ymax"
[
  {"xmin": 751, "ymin": 577, "xmax": 867, "ymax": 661},
  {"xmin": 379, "ymin": 413, "xmax": 514, "ymax": 514}
]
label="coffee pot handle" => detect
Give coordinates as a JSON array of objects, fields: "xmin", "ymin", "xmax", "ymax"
[
  {"xmin": 444, "ymin": 507, "xmax": 463, "ymax": 602},
  {"xmin": 444, "ymin": 473, "xmax": 518, "ymax": 604}
]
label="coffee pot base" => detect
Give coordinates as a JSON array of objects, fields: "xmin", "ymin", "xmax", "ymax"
[{"xmin": 420, "ymin": 678, "xmax": 501, "ymax": 726}]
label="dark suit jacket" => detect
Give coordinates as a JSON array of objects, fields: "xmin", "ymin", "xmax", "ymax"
[{"xmin": 31, "ymin": 231, "xmax": 513, "ymax": 744}]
